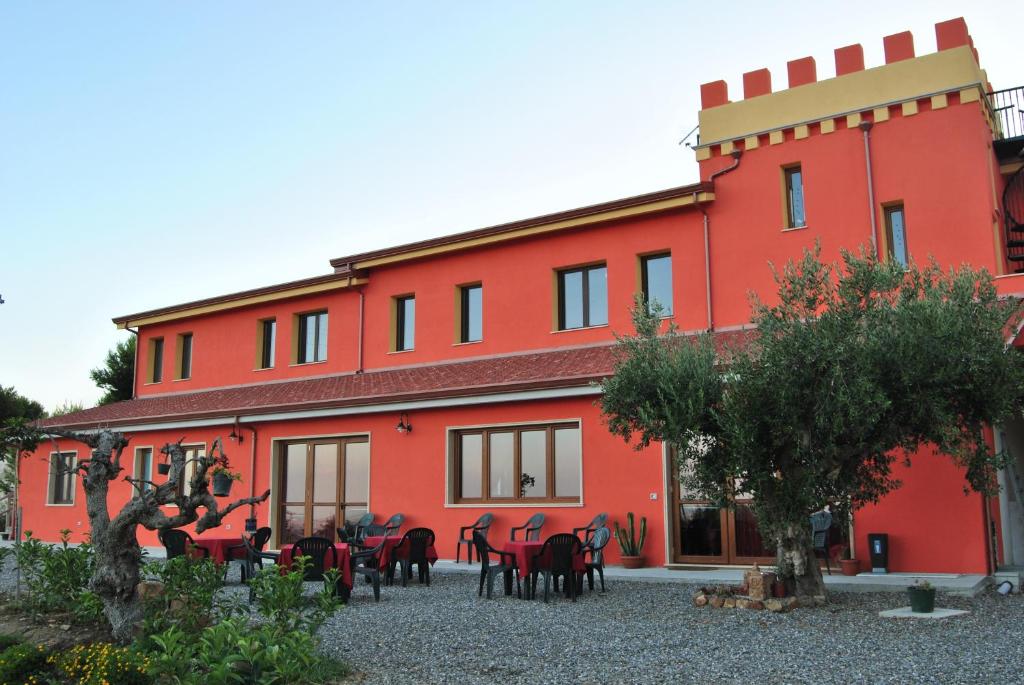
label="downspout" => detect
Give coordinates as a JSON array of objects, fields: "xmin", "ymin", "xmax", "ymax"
[
  {"xmin": 698, "ymin": 149, "xmax": 743, "ymax": 332},
  {"xmin": 244, "ymin": 422, "xmax": 259, "ymax": 529},
  {"xmin": 126, "ymin": 326, "xmax": 139, "ymax": 399},
  {"xmin": 859, "ymin": 121, "xmax": 879, "ymax": 255},
  {"xmin": 356, "ymin": 286, "xmax": 365, "ymax": 374}
]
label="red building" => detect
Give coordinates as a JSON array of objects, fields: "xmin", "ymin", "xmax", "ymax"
[{"xmin": 23, "ymin": 18, "xmax": 1024, "ymax": 575}]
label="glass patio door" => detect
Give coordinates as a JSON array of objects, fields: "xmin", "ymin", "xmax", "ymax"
[{"xmin": 279, "ymin": 437, "xmax": 369, "ymax": 545}]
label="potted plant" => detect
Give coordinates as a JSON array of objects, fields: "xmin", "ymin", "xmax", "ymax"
[
  {"xmin": 613, "ymin": 512, "xmax": 647, "ymax": 569},
  {"xmin": 907, "ymin": 579, "xmax": 936, "ymax": 613},
  {"xmin": 157, "ymin": 458, "xmax": 171, "ymax": 476},
  {"xmin": 839, "ymin": 547, "xmax": 859, "ymax": 576}
]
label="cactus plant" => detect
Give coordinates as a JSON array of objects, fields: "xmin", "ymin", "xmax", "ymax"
[{"xmin": 613, "ymin": 512, "xmax": 647, "ymax": 556}]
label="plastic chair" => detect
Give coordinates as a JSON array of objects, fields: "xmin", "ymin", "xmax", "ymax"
[
  {"xmin": 509, "ymin": 513, "xmax": 545, "ymax": 541},
  {"xmin": 582, "ymin": 526, "xmax": 611, "ymax": 592},
  {"xmin": 456, "ymin": 513, "xmax": 494, "ymax": 563},
  {"xmin": 241, "ymin": 533, "xmax": 281, "ymax": 602},
  {"xmin": 353, "ymin": 513, "xmax": 376, "ymax": 542},
  {"xmin": 530, "ymin": 533, "xmax": 582, "ymax": 603},
  {"xmin": 472, "ymin": 532, "xmax": 520, "ymax": 599},
  {"xmin": 227, "ymin": 526, "xmax": 272, "ymax": 579},
  {"xmin": 392, "ymin": 527, "xmax": 436, "ymax": 587},
  {"xmin": 572, "ymin": 513, "xmax": 608, "ymax": 544},
  {"xmin": 293, "ymin": 536, "xmax": 337, "ymax": 582},
  {"xmin": 159, "ymin": 529, "xmax": 209, "ymax": 560},
  {"xmin": 349, "ymin": 537, "xmax": 386, "ymax": 602},
  {"xmin": 810, "ymin": 511, "xmax": 833, "ymax": 576},
  {"xmin": 383, "ymin": 513, "xmax": 404, "ymax": 537}
]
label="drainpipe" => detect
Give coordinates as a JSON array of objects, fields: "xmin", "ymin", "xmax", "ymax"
[
  {"xmin": 697, "ymin": 150, "xmax": 743, "ymax": 332},
  {"xmin": 244, "ymin": 422, "xmax": 259, "ymax": 529},
  {"xmin": 126, "ymin": 327, "xmax": 139, "ymax": 399},
  {"xmin": 859, "ymin": 121, "xmax": 879, "ymax": 255},
  {"xmin": 356, "ymin": 286, "xmax": 365, "ymax": 374}
]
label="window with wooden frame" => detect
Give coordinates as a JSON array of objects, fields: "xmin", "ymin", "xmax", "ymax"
[
  {"xmin": 295, "ymin": 311, "xmax": 328, "ymax": 364},
  {"xmin": 393, "ymin": 295, "xmax": 415, "ymax": 351},
  {"xmin": 456, "ymin": 283, "xmax": 482, "ymax": 343},
  {"xmin": 256, "ymin": 318, "xmax": 276, "ymax": 369},
  {"xmin": 556, "ymin": 264, "xmax": 607, "ymax": 330},
  {"xmin": 783, "ymin": 164, "xmax": 806, "ymax": 228},
  {"xmin": 884, "ymin": 203, "xmax": 909, "ymax": 267},
  {"xmin": 47, "ymin": 451, "xmax": 76, "ymax": 505},
  {"xmin": 278, "ymin": 437, "xmax": 370, "ymax": 545},
  {"xmin": 175, "ymin": 445, "xmax": 205, "ymax": 498},
  {"xmin": 147, "ymin": 337, "xmax": 164, "ymax": 383},
  {"xmin": 451, "ymin": 423, "xmax": 581, "ymax": 504},
  {"xmin": 133, "ymin": 447, "xmax": 153, "ymax": 495},
  {"xmin": 640, "ymin": 253, "xmax": 673, "ymax": 316},
  {"xmin": 175, "ymin": 333, "xmax": 193, "ymax": 380}
]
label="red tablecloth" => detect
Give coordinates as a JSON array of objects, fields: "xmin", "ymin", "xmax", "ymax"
[
  {"xmin": 190, "ymin": 536, "xmax": 245, "ymax": 564},
  {"xmin": 504, "ymin": 540, "xmax": 586, "ymax": 576},
  {"xmin": 363, "ymin": 535, "xmax": 439, "ymax": 570},
  {"xmin": 278, "ymin": 543, "xmax": 353, "ymax": 589}
]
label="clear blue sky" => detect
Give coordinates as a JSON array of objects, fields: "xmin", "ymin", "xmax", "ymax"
[{"xmin": 2, "ymin": 1, "xmax": 1021, "ymax": 411}]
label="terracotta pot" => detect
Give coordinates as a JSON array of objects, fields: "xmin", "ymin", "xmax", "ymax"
[
  {"xmin": 839, "ymin": 558, "xmax": 859, "ymax": 576},
  {"xmin": 620, "ymin": 555, "xmax": 644, "ymax": 569}
]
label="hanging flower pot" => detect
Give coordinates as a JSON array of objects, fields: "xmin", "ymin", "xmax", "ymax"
[
  {"xmin": 157, "ymin": 463, "xmax": 171, "ymax": 476},
  {"xmin": 211, "ymin": 469, "xmax": 240, "ymax": 497}
]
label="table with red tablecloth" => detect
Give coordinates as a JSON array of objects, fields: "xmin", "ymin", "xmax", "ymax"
[
  {"xmin": 190, "ymin": 536, "xmax": 246, "ymax": 564},
  {"xmin": 362, "ymin": 535, "xmax": 439, "ymax": 572},
  {"xmin": 277, "ymin": 542, "xmax": 353, "ymax": 590},
  {"xmin": 503, "ymin": 539, "xmax": 587, "ymax": 598}
]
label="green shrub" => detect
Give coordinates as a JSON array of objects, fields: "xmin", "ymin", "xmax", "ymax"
[
  {"xmin": 0, "ymin": 643, "xmax": 53, "ymax": 684},
  {"xmin": 140, "ymin": 555, "xmax": 225, "ymax": 638},
  {"xmin": 12, "ymin": 529, "xmax": 94, "ymax": 616},
  {"xmin": 0, "ymin": 634, "xmax": 23, "ymax": 652},
  {"xmin": 54, "ymin": 642, "xmax": 152, "ymax": 685}
]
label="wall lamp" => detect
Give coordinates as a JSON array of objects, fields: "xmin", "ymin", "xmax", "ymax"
[
  {"xmin": 396, "ymin": 412, "xmax": 413, "ymax": 434},
  {"xmin": 229, "ymin": 417, "xmax": 244, "ymax": 444}
]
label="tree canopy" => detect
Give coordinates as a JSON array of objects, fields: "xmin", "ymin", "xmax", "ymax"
[
  {"xmin": 90, "ymin": 336, "xmax": 136, "ymax": 405},
  {"xmin": 0, "ymin": 385, "xmax": 45, "ymax": 423},
  {"xmin": 600, "ymin": 248, "xmax": 1024, "ymax": 596}
]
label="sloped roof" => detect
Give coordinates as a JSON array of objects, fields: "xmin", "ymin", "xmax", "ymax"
[{"xmin": 40, "ymin": 330, "xmax": 752, "ymax": 431}]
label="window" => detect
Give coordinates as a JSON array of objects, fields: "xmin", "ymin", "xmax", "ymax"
[
  {"xmin": 148, "ymin": 338, "xmax": 164, "ymax": 383},
  {"xmin": 176, "ymin": 445, "xmax": 205, "ymax": 498},
  {"xmin": 133, "ymin": 447, "xmax": 153, "ymax": 494},
  {"xmin": 47, "ymin": 452, "xmax": 76, "ymax": 505},
  {"xmin": 784, "ymin": 165, "xmax": 806, "ymax": 228},
  {"xmin": 257, "ymin": 318, "xmax": 276, "ymax": 369},
  {"xmin": 451, "ymin": 423, "xmax": 581, "ymax": 504},
  {"xmin": 884, "ymin": 204, "xmax": 909, "ymax": 267},
  {"xmin": 394, "ymin": 296, "xmax": 415, "ymax": 351},
  {"xmin": 557, "ymin": 264, "xmax": 607, "ymax": 330},
  {"xmin": 296, "ymin": 311, "xmax": 327, "ymax": 364},
  {"xmin": 457, "ymin": 284, "xmax": 482, "ymax": 343},
  {"xmin": 640, "ymin": 253, "xmax": 673, "ymax": 316},
  {"xmin": 176, "ymin": 333, "xmax": 193, "ymax": 380}
]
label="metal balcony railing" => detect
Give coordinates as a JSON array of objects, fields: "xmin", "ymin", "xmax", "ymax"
[{"xmin": 988, "ymin": 86, "xmax": 1024, "ymax": 141}]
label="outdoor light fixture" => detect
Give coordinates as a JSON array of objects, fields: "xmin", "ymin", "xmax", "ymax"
[
  {"xmin": 228, "ymin": 418, "xmax": 244, "ymax": 444},
  {"xmin": 396, "ymin": 412, "xmax": 413, "ymax": 434}
]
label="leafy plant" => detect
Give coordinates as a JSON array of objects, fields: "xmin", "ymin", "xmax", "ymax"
[
  {"xmin": 140, "ymin": 555, "xmax": 225, "ymax": 637},
  {"xmin": 12, "ymin": 529, "xmax": 95, "ymax": 617},
  {"xmin": 247, "ymin": 556, "xmax": 342, "ymax": 634},
  {"xmin": 0, "ymin": 643, "xmax": 54, "ymax": 684},
  {"xmin": 211, "ymin": 466, "xmax": 242, "ymax": 481},
  {"xmin": 613, "ymin": 512, "xmax": 647, "ymax": 556},
  {"xmin": 53, "ymin": 642, "xmax": 152, "ymax": 685},
  {"xmin": 0, "ymin": 634, "xmax": 22, "ymax": 652}
]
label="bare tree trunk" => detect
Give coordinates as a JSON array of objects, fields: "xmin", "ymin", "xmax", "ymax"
[
  {"xmin": 92, "ymin": 522, "xmax": 144, "ymax": 642},
  {"xmin": 775, "ymin": 521, "xmax": 825, "ymax": 598}
]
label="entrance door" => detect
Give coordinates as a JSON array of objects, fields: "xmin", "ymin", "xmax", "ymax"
[{"xmin": 278, "ymin": 437, "xmax": 369, "ymax": 545}]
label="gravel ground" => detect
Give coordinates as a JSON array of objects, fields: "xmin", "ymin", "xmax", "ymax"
[{"xmin": 4, "ymin": 556, "xmax": 1021, "ymax": 684}]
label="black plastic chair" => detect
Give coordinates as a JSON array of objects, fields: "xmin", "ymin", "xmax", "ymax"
[
  {"xmin": 530, "ymin": 533, "xmax": 582, "ymax": 603},
  {"xmin": 293, "ymin": 536, "xmax": 337, "ymax": 582},
  {"xmin": 349, "ymin": 537, "xmax": 386, "ymax": 602},
  {"xmin": 353, "ymin": 513, "xmax": 376, "ymax": 542},
  {"xmin": 159, "ymin": 529, "xmax": 209, "ymax": 560},
  {"xmin": 383, "ymin": 513, "xmax": 404, "ymax": 537},
  {"xmin": 456, "ymin": 513, "xmax": 494, "ymax": 563},
  {"xmin": 336, "ymin": 527, "xmax": 352, "ymax": 543},
  {"xmin": 572, "ymin": 513, "xmax": 608, "ymax": 544},
  {"xmin": 582, "ymin": 526, "xmax": 611, "ymax": 593},
  {"xmin": 241, "ymin": 533, "xmax": 281, "ymax": 601},
  {"xmin": 472, "ymin": 531, "xmax": 520, "ymax": 599},
  {"xmin": 389, "ymin": 527, "xmax": 435, "ymax": 587},
  {"xmin": 810, "ymin": 511, "xmax": 833, "ymax": 576},
  {"xmin": 227, "ymin": 526, "xmax": 272, "ymax": 579},
  {"xmin": 510, "ymin": 513, "xmax": 545, "ymax": 541}
]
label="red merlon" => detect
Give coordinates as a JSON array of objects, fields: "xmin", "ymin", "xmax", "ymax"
[
  {"xmin": 934, "ymin": 17, "xmax": 969, "ymax": 51},
  {"xmin": 787, "ymin": 57, "xmax": 817, "ymax": 88},
  {"xmin": 742, "ymin": 69, "xmax": 771, "ymax": 99},
  {"xmin": 883, "ymin": 31, "xmax": 915, "ymax": 64},
  {"xmin": 834, "ymin": 44, "xmax": 864, "ymax": 76},
  {"xmin": 700, "ymin": 80, "xmax": 729, "ymax": 109}
]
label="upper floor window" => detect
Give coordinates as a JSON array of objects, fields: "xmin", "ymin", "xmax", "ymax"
[
  {"xmin": 133, "ymin": 447, "xmax": 153, "ymax": 495},
  {"xmin": 451, "ymin": 422, "xmax": 581, "ymax": 504},
  {"xmin": 147, "ymin": 338, "xmax": 164, "ymax": 384},
  {"xmin": 394, "ymin": 295, "xmax": 415, "ymax": 352},
  {"xmin": 640, "ymin": 253, "xmax": 673, "ymax": 316},
  {"xmin": 47, "ymin": 451, "xmax": 76, "ymax": 505},
  {"xmin": 176, "ymin": 333, "xmax": 193, "ymax": 380},
  {"xmin": 884, "ymin": 204, "xmax": 909, "ymax": 267},
  {"xmin": 557, "ymin": 264, "xmax": 607, "ymax": 330},
  {"xmin": 296, "ymin": 311, "xmax": 327, "ymax": 364},
  {"xmin": 257, "ymin": 318, "xmax": 276, "ymax": 369},
  {"xmin": 784, "ymin": 165, "xmax": 806, "ymax": 228},
  {"xmin": 458, "ymin": 284, "xmax": 482, "ymax": 343}
]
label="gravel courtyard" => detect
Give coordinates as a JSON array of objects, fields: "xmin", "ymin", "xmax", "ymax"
[{"xmin": 312, "ymin": 569, "xmax": 1023, "ymax": 685}]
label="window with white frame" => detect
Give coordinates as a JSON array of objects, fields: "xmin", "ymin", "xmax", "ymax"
[{"xmin": 47, "ymin": 451, "xmax": 76, "ymax": 505}]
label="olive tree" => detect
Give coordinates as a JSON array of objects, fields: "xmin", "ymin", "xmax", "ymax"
[{"xmin": 600, "ymin": 248, "xmax": 1024, "ymax": 597}]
